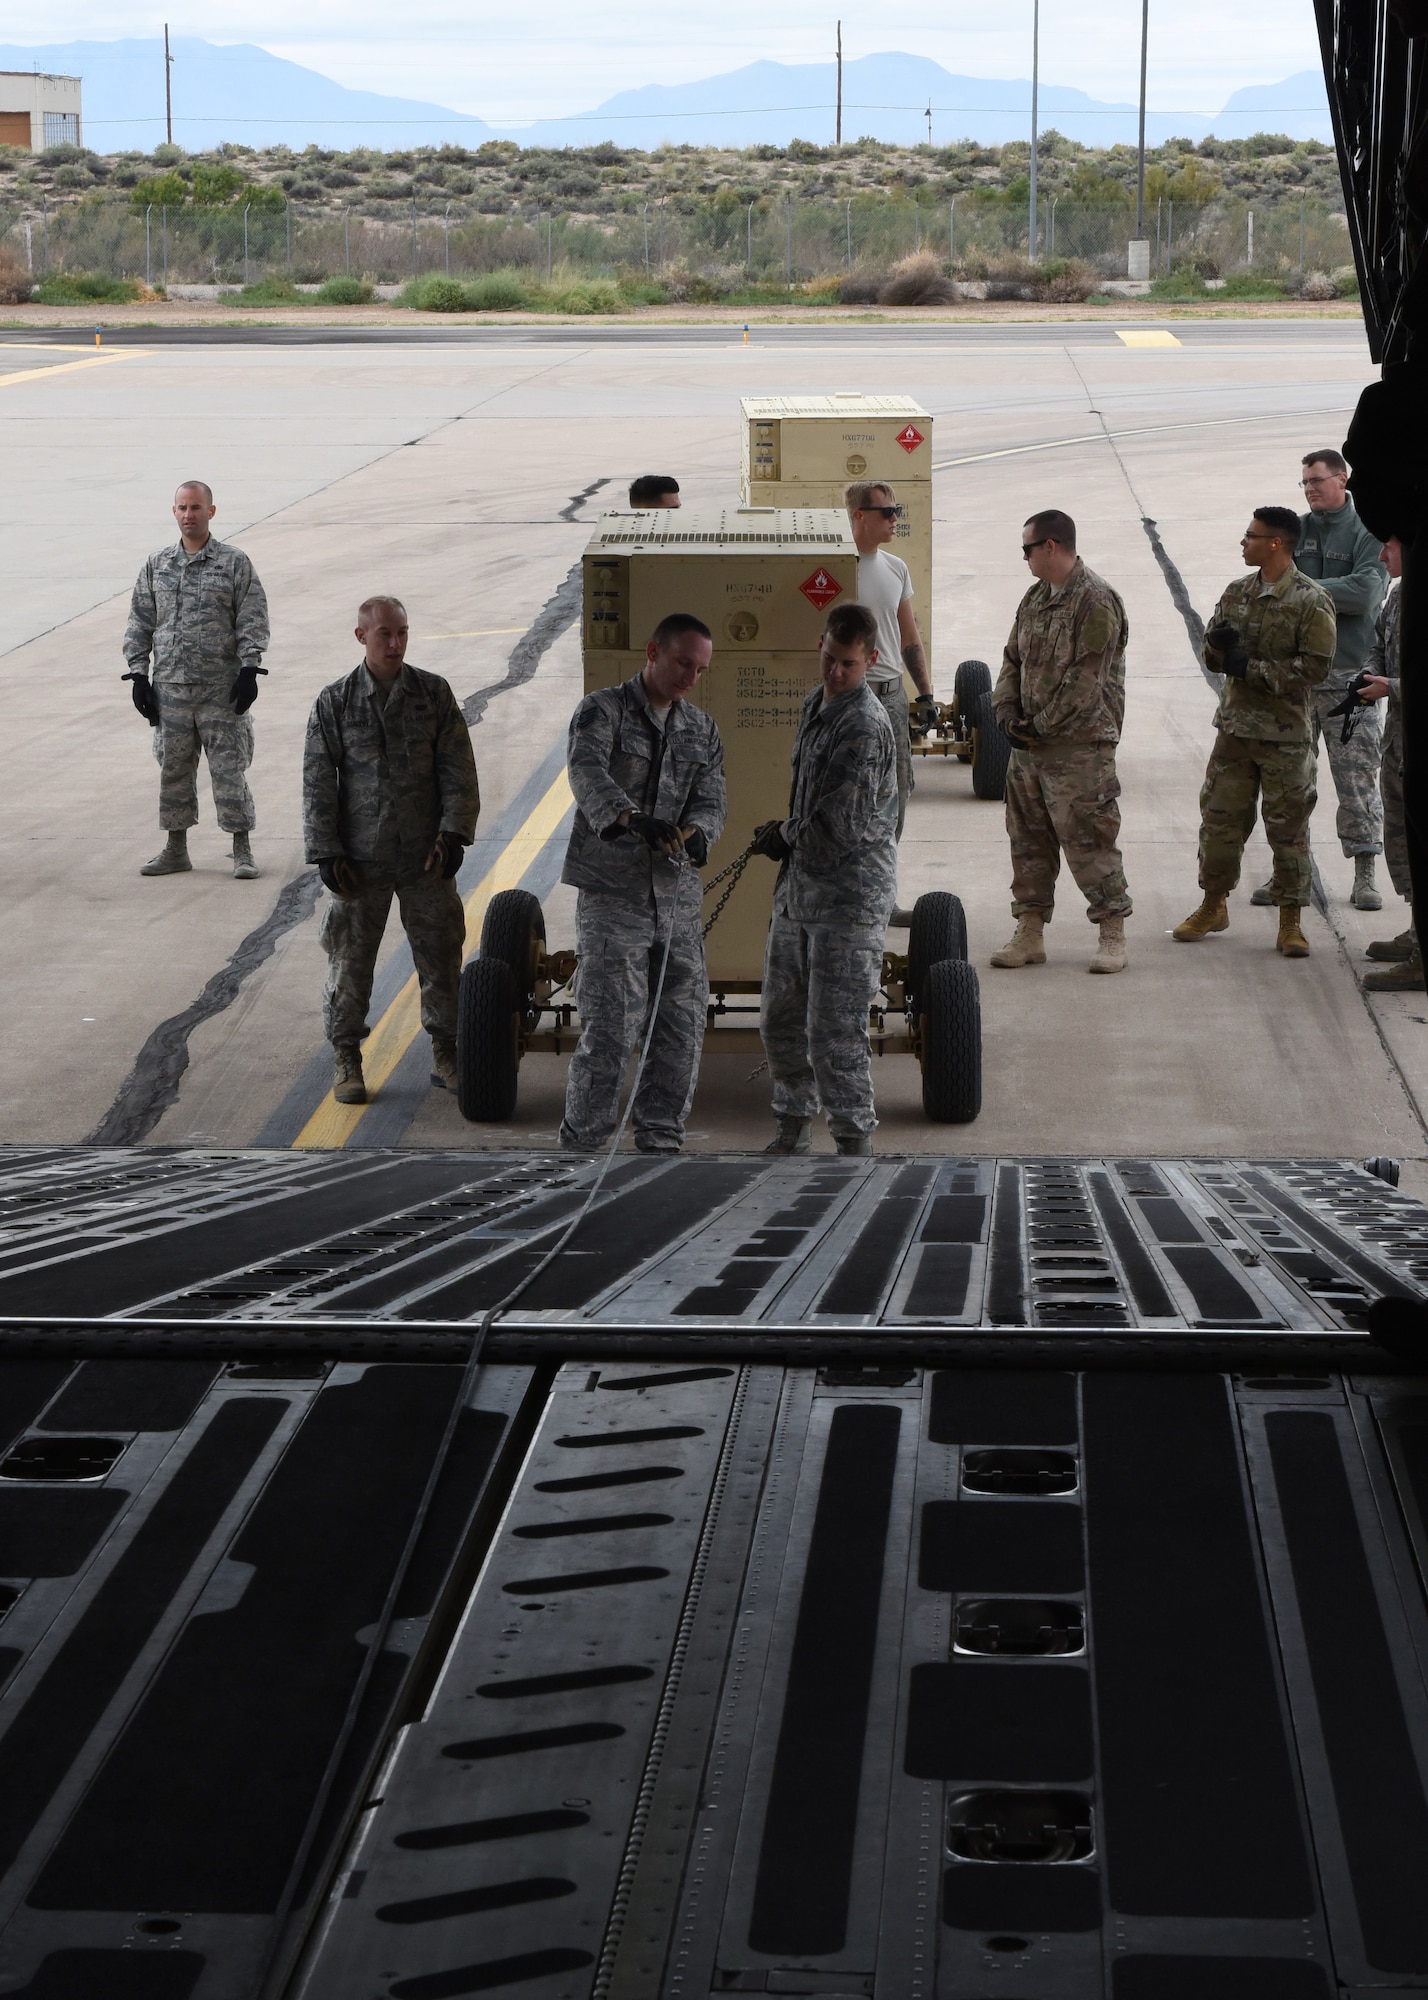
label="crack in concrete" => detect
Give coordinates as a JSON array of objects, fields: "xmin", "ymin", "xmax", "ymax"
[
  {"xmin": 462, "ymin": 557, "xmax": 585, "ymax": 726},
  {"xmin": 86, "ymin": 868, "xmax": 324, "ymax": 1145},
  {"xmin": 558, "ymin": 475, "xmax": 611, "ymax": 523}
]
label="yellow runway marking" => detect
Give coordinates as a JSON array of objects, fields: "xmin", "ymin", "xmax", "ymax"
[
  {"xmin": 1116, "ymin": 329, "xmax": 1182, "ymax": 347},
  {"xmin": 292, "ymin": 768, "xmax": 575, "ymax": 1150},
  {"xmin": 0, "ymin": 350, "xmax": 144, "ymax": 388}
]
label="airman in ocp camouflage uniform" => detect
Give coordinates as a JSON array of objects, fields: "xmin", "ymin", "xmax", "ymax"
[
  {"xmin": 755, "ymin": 602, "xmax": 899, "ymax": 1157},
  {"xmin": 991, "ymin": 511, "xmax": 1132, "ymax": 974},
  {"xmin": 560, "ymin": 615, "xmax": 726, "ymax": 1155},
  {"xmin": 1175, "ymin": 506, "xmax": 1336, "ymax": 958},
  {"xmin": 123, "ymin": 481, "xmax": 270, "ymax": 880},
  {"xmin": 303, "ymin": 596, "xmax": 480, "ymax": 1105}
]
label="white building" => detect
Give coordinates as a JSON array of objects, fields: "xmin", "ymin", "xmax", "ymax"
[{"xmin": 0, "ymin": 72, "xmax": 83, "ymax": 153}]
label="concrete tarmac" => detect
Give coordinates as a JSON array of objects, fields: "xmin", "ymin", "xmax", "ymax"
[{"xmin": 2, "ymin": 323, "xmax": 1422, "ymax": 1184}]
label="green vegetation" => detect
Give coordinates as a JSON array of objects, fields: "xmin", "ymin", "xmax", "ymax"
[
  {"xmin": 31, "ymin": 272, "xmax": 143, "ymax": 304},
  {"xmin": 234, "ymin": 275, "xmax": 303, "ymax": 305},
  {"xmin": 315, "ymin": 274, "xmax": 372, "ymax": 303}
]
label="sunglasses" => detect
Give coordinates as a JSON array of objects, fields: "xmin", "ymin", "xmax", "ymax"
[
  {"xmin": 1021, "ymin": 538, "xmax": 1053, "ymax": 557},
  {"xmin": 861, "ymin": 504, "xmax": 902, "ymax": 519}
]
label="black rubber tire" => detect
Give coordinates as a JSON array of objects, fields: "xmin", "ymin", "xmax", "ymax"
[
  {"xmin": 480, "ymin": 889, "xmax": 545, "ymax": 1019},
  {"xmin": 456, "ymin": 955, "xmax": 521, "ymax": 1121},
  {"xmin": 954, "ymin": 658, "xmax": 993, "ymax": 718},
  {"xmin": 920, "ymin": 957, "xmax": 983, "ymax": 1123},
  {"xmin": 907, "ymin": 891, "xmax": 968, "ymax": 1007},
  {"xmin": 970, "ymin": 690, "xmax": 1012, "ymax": 801}
]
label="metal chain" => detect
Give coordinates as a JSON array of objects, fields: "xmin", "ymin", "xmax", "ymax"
[{"xmin": 700, "ymin": 843, "xmax": 755, "ymax": 939}]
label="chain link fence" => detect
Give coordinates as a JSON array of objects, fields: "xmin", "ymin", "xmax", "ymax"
[{"xmin": 2, "ymin": 191, "xmax": 1353, "ymax": 292}]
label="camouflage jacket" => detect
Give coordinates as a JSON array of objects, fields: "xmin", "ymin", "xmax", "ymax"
[
  {"xmin": 1296, "ymin": 498, "xmax": 1386, "ymax": 680},
  {"xmin": 123, "ymin": 536, "xmax": 270, "ymax": 691},
  {"xmin": 303, "ymin": 662, "xmax": 480, "ymax": 866},
  {"xmin": 774, "ymin": 680, "xmax": 898, "ymax": 926},
  {"xmin": 562, "ymin": 673, "xmax": 726, "ymax": 897},
  {"xmin": 1367, "ymin": 583, "xmax": 1401, "ymax": 727},
  {"xmin": 993, "ymin": 559, "xmax": 1128, "ymax": 744},
  {"xmin": 1204, "ymin": 565, "xmax": 1336, "ymax": 744}
]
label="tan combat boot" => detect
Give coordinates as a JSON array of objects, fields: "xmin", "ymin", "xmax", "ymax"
[
  {"xmin": 1088, "ymin": 915, "xmax": 1127, "ymax": 974},
  {"xmin": 333, "ymin": 1045, "xmax": 367, "ymax": 1105},
  {"xmin": 1172, "ymin": 894, "xmax": 1228, "ymax": 942},
  {"xmin": 1277, "ymin": 906, "xmax": 1310, "ymax": 957},
  {"xmin": 990, "ymin": 912, "xmax": 1047, "ymax": 968},
  {"xmin": 232, "ymin": 831, "xmax": 260, "ymax": 880},
  {"xmin": 430, "ymin": 1038, "xmax": 459, "ymax": 1092}
]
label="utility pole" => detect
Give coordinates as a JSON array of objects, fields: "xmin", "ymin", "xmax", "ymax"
[
  {"xmin": 926, "ymin": 100, "xmax": 932, "ymax": 147},
  {"xmin": 1029, "ymin": 0, "xmax": 1039, "ymax": 258},
  {"xmin": 1135, "ymin": 0, "xmax": 1148, "ymax": 237},
  {"xmin": 835, "ymin": 21, "xmax": 842, "ymax": 146},
  {"xmin": 164, "ymin": 24, "xmax": 173, "ymax": 146}
]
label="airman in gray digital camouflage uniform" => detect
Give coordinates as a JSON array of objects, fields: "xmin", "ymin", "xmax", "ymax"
[
  {"xmin": 560, "ymin": 613, "xmax": 726, "ymax": 1155},
  {"xmin": 123, "ymin": 480, "xmax": 270, "ymax": 880},
  {"xmin": 303, "ymin": 595, "xmax": 480, "ymax": 1106},
  {"xmin": 991, "ymin": 509, "xmax": 1132, "ymax": 974},
  {"xmin": 1356, "ymin": 541, "xmax": 1418, "ymax": 988},
  {"xmin": 754, "ymin": 601, "xmax": 898, "ymax": 1158},
  {"xmin": 1175, "ymin": 506, "xmax": 1336, "ymax": 957}
]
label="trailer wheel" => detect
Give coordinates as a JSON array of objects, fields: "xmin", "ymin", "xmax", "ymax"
[
  {"xmin": 954, "ymin": 658, "xmax": 993, "ymax": 718},
  {"xmin": 970, "ymin": 691, "xmax": 1012, "ymax": 801},
  {"xmin": 480, "ymin": 889, "xmax": 546, "ymax": 1022},
  {"xmin": 907, "ymin": 891, "xmax": 968, "ymax": 1006},
  {"xmin": 456, "ymin": 955, "xmax": 521, "ymax": 1121},
  {"xmin": 920, "ymin": 958, "xmax": 983, "ymax": 1123}
]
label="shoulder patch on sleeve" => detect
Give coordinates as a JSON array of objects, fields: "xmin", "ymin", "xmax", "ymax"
[
  {"xmin": 574, "ymin": 704, "xmax": 601, "ymax": 731},
  {"xmin": 1079, "ymin": 603, "xmax": 1119, "ymax": 654}
]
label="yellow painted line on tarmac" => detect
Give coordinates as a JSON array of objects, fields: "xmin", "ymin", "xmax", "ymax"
[
  {"xmin": 0, "ymin": 350, "xmax": 145, "ymax": 388},
  {"xmin": 1116, "ymin": 328, "xmax": 1182, "ymax": 347},
  {"xmin": 292, "ymin": 767, "xmax": 575, "ymax": 1150}
]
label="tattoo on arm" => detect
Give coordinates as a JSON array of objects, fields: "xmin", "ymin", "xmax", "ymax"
[{"xmin": 902, "ymin": 642, "xmax": 931, "ymax": 696}]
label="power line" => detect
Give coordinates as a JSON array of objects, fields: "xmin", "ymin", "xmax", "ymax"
[{"xmin": 75, "ymin": 102, "xmax": 1334, "ymax": 130}]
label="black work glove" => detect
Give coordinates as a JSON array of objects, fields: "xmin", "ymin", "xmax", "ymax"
[
  {"xmin": 1003, "ymin": 715, "xmax": 1038, "ymax": 749},
  {"xmin": 627, "ymin": 813, "xmax": 683, "ymax": 854},
  {"xmin": 751, "ymin": 818, "xmax": 792, "ymax": 862},
  {"xmin": 318, "ymin": 856, "xmax": 361, "ymax": 898},
  {"xmin": 123, "ymin": 670, "xmax": 160, "ymax": 726},
  {"xmin": 1326, "ymin": 671, "xmax": 1373, "ymax": 744},
  {"xmin": 682, "ymin": 827, "xmax": 708, "ymax": 868},
  {"xmin": 429, "ymin": 833, "xmax": 465, "ymax": 878},
  {"xmin": 912, "ymin": 693, "xmax": 940, "ymax": 733},
  {"xmin": 1205, "ymin": 621, "xmax": 1249, "ymax": 678},
  {"xmin": 230, "ymin": 664, "xmax": 266, "ymax": 714}
]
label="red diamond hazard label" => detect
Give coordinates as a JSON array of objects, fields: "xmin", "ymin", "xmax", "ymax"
[
  {"xmin": 799, "ymin": 567, "xmax": 844, "ymax": 610},
  {"xmin": 895, "ymin": 423, "xmax": 925, "ymax": 453}
]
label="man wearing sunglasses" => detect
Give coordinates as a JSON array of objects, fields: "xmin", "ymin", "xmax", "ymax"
[
  {"xmin": 1242, "ymin": 449, "xmax": 1386, "ymax": 912},
  {"xmin": 1174, "ymin": 507, "xmax": 1336, "ymax": 957},
  {"xmin": 845, "ymin": 479, "xmax": 932, "ymax": 839},
  {"xmin": 990, "ymin": 510, "xmax": 1132, "ymax": 973}
]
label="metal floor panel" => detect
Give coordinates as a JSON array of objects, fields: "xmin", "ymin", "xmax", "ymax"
[{"xmin": 1, "ymin": 1150, "xmax": 1427, "ymax": 1997}]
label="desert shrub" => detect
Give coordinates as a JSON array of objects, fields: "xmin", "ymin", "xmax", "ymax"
[
  {"xmin": 879, "ymin": 253, "xmax": 958, "ymax": 305},
  {"xmin": 1039, "ymin": 256, "xmax": 1098, "ymax": 302},
  {"xmin": 802, "ymin": 273, "xmax": 845, "ymax": 302},
  {"xmin": 463, "ymin": 271, "xmax": 530, "ymax": 309},
  {"xmin": 32, "ymin": 272, "xmax": 143, "ymax": 304},
  {"xmin": 839, "ymin": 267, "xmax": 886, "ymax": 304},
  {"xmin": 1178, "ymin": 248, "xmax": 1221, "ymax": 279},
  {"xmin": 316, "ymin": 274, "xmax": 372, "ymax": 303},
  {"xmin": 1299, "ymin": 269, "xmax": 1337, "ymax": 300},
  {"xmin": 408, "ymin": 274, "xmax": 469, "ymax": 311},
  {"xmin": 0, "ymin": 243, "xmax": 33, "ymax": 304},
  {"xmin": 550, "ymin": 278, "xmax": 623, "ymax": 314},
  {"xmin": 1150, "ymin": 268, "xmax": 1209, "ymax": 299},
  {"xmin": 235, "ymin": 276, "xmax": 303, "ymax": 305},
  {"xmin": 1331, "ymin": 264, "xmax": 1360, "ymax": 298},
  {"xmin": 1220, "ymin": 269, "xmax": 1288, "ymax": 299}
]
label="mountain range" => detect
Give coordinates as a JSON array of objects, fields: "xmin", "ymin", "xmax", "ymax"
[{"xmin": 0, "ymin": 40, "xmax": 1334, "ymax": 153}]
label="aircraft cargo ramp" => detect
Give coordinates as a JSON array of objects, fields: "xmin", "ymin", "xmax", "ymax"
[{"xmin": 1, "ymin": 1144, "xmax": 1428, "ymax": 1999}]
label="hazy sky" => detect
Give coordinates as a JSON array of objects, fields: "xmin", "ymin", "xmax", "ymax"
[{"xmin": 25, "ymin": 2, "xmax": 1325, "ymax": 124}]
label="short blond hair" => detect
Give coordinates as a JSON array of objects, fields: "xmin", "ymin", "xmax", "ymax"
[
  {"xmin": 845, "ymin": 479, "xmax": 896, "ymax": 510},
  {"xmin": 357, "ymin": 594, "xmax": 407, "ymax": 624}
]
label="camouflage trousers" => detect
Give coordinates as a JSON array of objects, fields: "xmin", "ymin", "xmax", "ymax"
[
  {"xmin": 321, "ymin": 864, "xmax": 465, "ymax": 1051},
  {"xmin": 870, "ymin": 679, "xmax": 912, "ymax": 840},
  {"xmin": 1313, "ymin": 681, "xmax": 1383, "ymax": 856},
  {"xmin": 152, "ymin": 686, "xmax": 255, "ymax": 833},
  {"xmin": 1381, "ymin": 701, "xmax": 1411, "ymax": 901},
  {"xmin": 562, "ymin": 884, "xmax": 708, "ymax": 1152},
  {"xmin": 1006, "ymin": 741, "xmax": 1132, "ymax": 924},
  {"xmin": 1198, "ymin": 731, "xmax": 1317, "ymax": 906},
  {"xmin": 761, "ymin": 911, "xmax": 884, "ymax": 1137}
]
